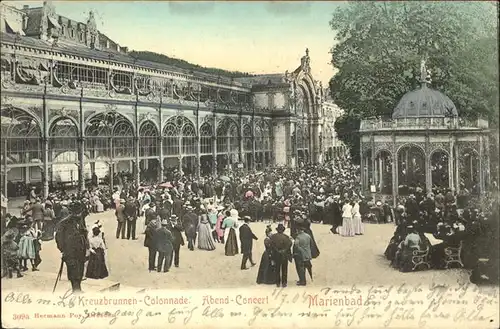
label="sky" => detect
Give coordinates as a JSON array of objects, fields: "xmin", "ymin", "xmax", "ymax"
[{"xmin": 6, "ymin": 1, "xmax": 343, "ymax": 84}]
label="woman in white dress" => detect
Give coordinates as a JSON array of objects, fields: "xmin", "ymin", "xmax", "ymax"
[
  {"xmin": 352, "ymin": 199, "xmax": 364, "ymax": 235},
  {"xmin": 340, "ymin": 199, "xmax": 355, "ymax": 237}
]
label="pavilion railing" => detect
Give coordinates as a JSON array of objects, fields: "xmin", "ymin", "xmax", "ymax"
[{"xmin": 359, "ymin": 116, "xmax": 489, "ymax": 132}]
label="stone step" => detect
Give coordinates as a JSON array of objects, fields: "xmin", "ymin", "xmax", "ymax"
[{"xmin": 2, "ymin": 270, "xmax": 120, "ymax": 293}]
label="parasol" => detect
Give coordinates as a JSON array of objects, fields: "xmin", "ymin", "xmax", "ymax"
[
  {"xmin": 245, "ymin": 190, "xmax": 254, "ymax": 198},
  {"xmin": 220, "ymin": 175, "xmax": 231, "ymax": 182},
  {"xmin": 158, "ymin": 182, "xmax": 173, "ymax": 188}
]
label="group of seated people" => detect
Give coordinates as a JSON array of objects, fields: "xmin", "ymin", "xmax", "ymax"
[{"xmin": 384, "ymin": 193, "xmax": 499, "ymax": 284}]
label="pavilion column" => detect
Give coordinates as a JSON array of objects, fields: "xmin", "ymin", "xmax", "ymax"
[
  {"xmin": 478, "ymin": 136, "xmax": 484, "ymax": 193},
  {"xmin": 454, "ymin": 142, "xmax": 460, "ymax": 193},
  {"xmin": 378, "ymin": 157, "xmax": 383, "ymax": 193},
  {"xmin": 448, "ymin": 139, "xmax": 455, "ymax": 192},
  {"xmin": 3, "ymin": 139, "xmax": 8, "ymax": 198},
  {"xmin": 178, "ymin": 155, "xmax": 183, "ymax": 174},
  {"xmin": 392, "ymin": 151, "xmax": 398, "ymax": 206}
]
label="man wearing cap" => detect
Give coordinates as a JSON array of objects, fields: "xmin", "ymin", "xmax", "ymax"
[
  {"xmin": 156, "ymin": 219, "xmax": 174, "ymax": 273},
  {"xmin": 293, "ymin": 225, "xmax": 312, "ymax": 286},
  {"xmin": 270, "ymin": 223, "xmax": 292, "ymax": 287},
  {"xmin": 55, "ymin": 201, "xmax": 89, "ymax": 293},
  {"xmin": 239, "ymin": 216, "xmax": 258, "ymax": 270},
  {"xmin": 182, "ymin": 205, "xmax": 198, "ymax": 251}
]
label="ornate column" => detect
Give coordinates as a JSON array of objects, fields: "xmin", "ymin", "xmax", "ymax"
[
  {"xmin": 158, "ymin": 96, "xmax": 164, "ymax": 182},
  {"xmin": 134, "ymin": 93, "xmax": 140, "ymax": 186},
  {"xmin": 478, "ymin": 136, "xmax": 484, "ymax": 193},
  {"xmin": 78, "ymin": 137, "xmax": 85, "ymax": 191},
  {"xmin": 109, "ymin": 137, "xmax": 114, "ymax": 194},
  {"xmin": 3, "ymin": 139, "xmax": 8, "ymax": 198},
  {"xmin": 134, "ymin": 136, "xmax": 140, "ymax": 186},
  {"xmin": 78, "ymin": 88, "xmax": 85, "ymax": 191},
  {"xmin": 425, "ymin": 134, "xmax": 432, "ymax": 194},
  {"xmin": 195, "ymin": 84, "xmax": 201, "ymax": 179},
  {"xmin": 391, "ymin": 135, "xmax": 398, "ymax": 205},
  {"xmin": 178, "ymin": 155, "xmax": 183, "ymax": 174},
  {"xmin": 454, "ymin": 138, "xmax": 460, "ymax": 193},
  {"xmin": 42, "ymin": 84, "xmax": 49, "ymax": 198},
  {"xmin": 371, "ymin": 135, "xmax": 376, "ymax": 189},
  {"xmin": 212, "ymin": 114, "xmax": 217, "ymax": 176},
  {"xmin": 448, "ymin": 138, "xmax": 455, "ymax": 192}
]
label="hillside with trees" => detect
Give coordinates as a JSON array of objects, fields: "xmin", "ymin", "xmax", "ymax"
[{"xmin": 129, "ymin": 50, "xmax": 254, "ymax": 78}]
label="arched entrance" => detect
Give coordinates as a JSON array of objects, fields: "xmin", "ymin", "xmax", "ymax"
[
  {"xmin": 375, "ymin": 150, "xmax": 392, "ymax": 194},
  {"xmin": 459, "ymin": 148, "xmax": 480, "ymax": 194},
  {"xmin": 1, "ymin": 107, "xmax": 42, "ymax": 196},
  {"xmin": 430, "ymin": 150, "xmax": 449, "ymax": 190},
  {"xmin": 139, "ymin": 120, "xmax": 160, "ymax": 182},
  {"xmin": 397, "ymin": 145, "xmax": 426, "ymax": 195}
]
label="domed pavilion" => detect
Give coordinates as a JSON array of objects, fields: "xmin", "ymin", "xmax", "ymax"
[{"xmin": 359, "ymin": 60, "xmax": 491, "ymax": 204}]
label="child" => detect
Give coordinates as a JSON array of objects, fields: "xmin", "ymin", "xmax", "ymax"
[
  {"xmin": 2, "ymin": 231, "xmax": 23, "ymax": 278},
  {"xmin": 17, "ymin": 220, "xmax": 41, "ymax": 271}
]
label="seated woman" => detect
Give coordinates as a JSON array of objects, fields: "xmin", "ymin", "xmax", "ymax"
[
  {"xmin": 385, "ymin": 221, "xmax": 408, "ymax": 261},
  {"xmin": 393, "ymin": 225, "xmax": 430, "ymax": 272}
]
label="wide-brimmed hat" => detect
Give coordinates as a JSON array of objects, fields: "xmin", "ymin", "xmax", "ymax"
[
  {"xmin": 161, "ymin": 219, "xmax": 169, "ymax": 226},
  {"xmin": 243, "ymin": 216, "xmax": 251, "ymax": 222},
  {"xmin": 120, "ymin": 198, "xmax": 126, "ymax": 203},
  {"xmin": 276, "ymin": 223, "xmax": 286, "ymax": 232},
  {"xmin": 170, "ymin": 214, "xmax": 178, "ymax": 219}
]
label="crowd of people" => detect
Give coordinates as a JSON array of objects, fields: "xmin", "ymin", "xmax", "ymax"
[
  {"xmin": 1, "ymin": 156, "xmax": 498, "ymax": 289},
  {"xmin": 384, "ymin": 189, "xmax": 499, "ymax": 283}
]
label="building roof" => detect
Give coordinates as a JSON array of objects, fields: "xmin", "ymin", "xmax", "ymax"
[
  {"xmin": 392, "ymin": 85, "xmax": 458, "ymax": 119},
  {"xmin": 234, "ymin": 74, "xmax": 285, "ymax": 86},
  {"xmin": 1, "ymin": 32, "xmax": 248, "ymax": 87}
]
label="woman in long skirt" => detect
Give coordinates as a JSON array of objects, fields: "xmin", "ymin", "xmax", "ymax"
[
  {"xmin": 340, "ymin": 200, "xmax": 355, "ymax": 237},
  {"xmin": 197, "ymin": 214, "xmax": 216, "ymax": 251},
  {"xmin": 41, "ymin": 202, "xmax": 55, "ymax": 241},
  {"xmin": 215, "ymin": 208, "xmax": 225, "ymax": 244},
  {"xmin": 86, "ymin": 226, "xmax": 109, "ymax": 279},
  {"xmin": 223, "ymin": 214, "xmax": 239, "ymax": 256},
  {"xmin": 256, "ymin": 226, "xmax": 276, "ymax": 284},
  {"xmin": 352, "ymin": 199, "xmax": 364, "ymax": 235}
]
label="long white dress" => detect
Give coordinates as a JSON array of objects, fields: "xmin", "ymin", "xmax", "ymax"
[
  {"xmin": 351, "ymin": 202, "xmax": 364, "ymax": 235},
  {"xmin": 340, "ymin": 203, "xmax": 355, "ymax": 237}
]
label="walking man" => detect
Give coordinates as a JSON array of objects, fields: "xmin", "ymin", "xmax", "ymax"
[
  {"xmin": 169, "ymin": 215, "xmax": 184, "ymax": 268},
  {"xmin": 124, "ymin": 196, "xmax": 138, "ymax": 240},
  {"xmin": 144, "ymin": 212, "xmax": 160, "ymax": 272},
  {"xmin": 115, "ymin": 199, "xmax": 126, "ymax": 239},
  {"xmin": 182, "ymin": 205, "xmax": 198, "ymax": 251},
  {"xmin": 293, "ymin": 225, "xmax": 312, "ymax": 286},
  {"xmin": 270, "ymin": 223, "xmax": 292, "ymax": 287},
  {"xmin": 239, "ymin": 216, "xmax": 258, "ymax": 270},
  {"xmin": 55, "ymin": 201, "xmax": 89, "ymax": 293},
  {"xmin": 156, "ymin": 220, "xmax": 174, "ymax": 272}
]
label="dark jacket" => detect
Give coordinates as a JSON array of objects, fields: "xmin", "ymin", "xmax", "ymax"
[
  {"xmin": 239, "ymin": 223, "xmax": 258, "ymax": 254},
  {"xmin": 115, "ymin": 204, "xmax": 126, "ymax": 222},
  {"xmin": 156, "ymin": 227, "xmax": 174, "ymax": 254},
  {"xmin": 55, "ymin": 215, "xmax": 89, "ymax": 260},
  {"xmin": 182, "ymin": 212, "xmax": 198, "ymax": 238},
  {"xmin": 171, "ymin": 223, "xmax": 185, "ymax": 247},
  {"xmin": 144, "ymin": 219, "xmax": 160, "ymax": 248},
  {"xmin": 270, "ymin": 232, "xmax": 293, "ymax": 261}
]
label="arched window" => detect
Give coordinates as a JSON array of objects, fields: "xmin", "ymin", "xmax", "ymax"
[
  {"xmin": 139, "ymin": 121, "xmax": 159, "ymax": 158},
  {"xmin": 200, "ymin": 123, "xmax": 213, "ymax": 154}
]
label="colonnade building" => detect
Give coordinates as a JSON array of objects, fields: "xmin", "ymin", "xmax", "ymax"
[{"xmin": 1, "ymin": 1, "xmax": 343, "ymax": 197}]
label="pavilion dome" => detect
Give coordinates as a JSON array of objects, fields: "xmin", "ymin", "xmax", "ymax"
[{"xmin": 392, "ymin": 85, "xmax": 458, "ymax": 119}]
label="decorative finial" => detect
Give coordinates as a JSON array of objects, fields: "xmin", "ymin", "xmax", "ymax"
[{"xmin": 420, "ymin": 58, "xmax": 431, "ymax": 87}]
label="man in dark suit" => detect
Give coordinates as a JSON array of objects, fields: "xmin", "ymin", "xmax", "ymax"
[
  {"xmin": 55, "ymin": 201, "xmax": 89, "ymax": 293},
  {"xmin": 182, "ymin": 205, "xmax": 198, "ymax": 251},
  {"xmin": 169, "ymin": 214, "xmax": 184, "ymax": 268},
  {"xmin": 270, "ymin": 223, "xmax": 292, "ymax": 287},
  {"xmin": 155, "ymin": 220, "xmax": 174, "ymax": 272},
  {"xmin": 239, "ymin": 216, "xmax": 258, "ymax": 270},
  {"xmin": 124, "ymin": 196, "xmax": 138, "ymax": 240},
  {"xmin": 144, "ymin": 214, "xmax": 160, "ymax": 271}
]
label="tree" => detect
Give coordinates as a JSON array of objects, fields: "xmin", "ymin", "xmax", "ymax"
[{"xmin": 329, "ymin": 2, "xmax": 499, "ymax": 162}]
